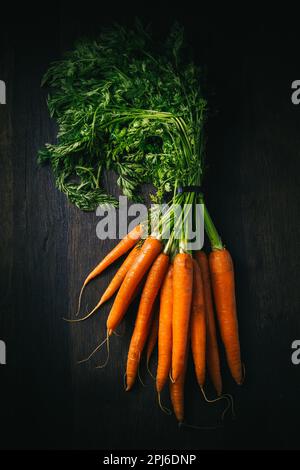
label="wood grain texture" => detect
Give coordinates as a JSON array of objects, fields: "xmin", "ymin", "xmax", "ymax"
[{"xmin": 1, "ymin": 6, "xmax": 300, "ymax": 450}]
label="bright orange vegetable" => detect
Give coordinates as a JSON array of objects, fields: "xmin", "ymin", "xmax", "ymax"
[
  {"xmin": 170, "ymin": 343, "xmax": 189, "ymax": 423},
  {"xmin": 195, "ymin": 251, "xmax": 222, "ymax": 395},
  {"xmin": 85, "ymin": 224, "xmax": 142, "ymax": 286},
  {"xmin": 107, "ymin": 237, "xmax": 162, "ymax": 335},
  {"xmin": 190, "ymin": 259, "xmax": 206, "ymax": 388},
  {"xmin": 126, "ymin": 253, "xmax": 169, "ymax": 390},
  {"xmin": 156, "ymin": 265, "xmax": 173, "ymax": 393},
  {"xmin": 171, "ymin": 253, "xmax": 193, "ymax": 382},
  {"xmin": 99, "ymin": 245, "xmax": 140, "ymax": 306},
  {"xmin": 76, "ymin": 224, "xmax": 143, "ymax": 315},
  {"xmin": 209, "ymin": 248, "xmax": 242, "ymax": 385},
  {"xmin": 146, "ymin": 303, "xmax": 159, "ymax": 367}
]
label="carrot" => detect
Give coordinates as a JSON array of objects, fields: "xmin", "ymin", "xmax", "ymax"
[
  {"xmin": 84, "ymin": 224, "xmax": 142, "ymax": 286},
  {"xmin": 107, "ymin": 237, "xmax": 162, "ymax": 335},
  {"xmin": 209, "ymin": 248, "xmax": 242, "ymax": 385},
  {"xmin": 156, "ymin": 264, "xmax": 173, "ymax": 393},
  {"xmin": 126, "ymin": 253, "xmax": 169, "ymax": 391},
  {"xmin": 146, "ymin": 302, "xmax": 159, "ymax": 367},
  {"xmin": 171, "ymin": 253, "xmax": 193, "ymax": 382},
  {"xmin": 76, "ymin": 224, "xmax": 143, "ymax": 315},
  {"xmin": 69, "ymin": 246, "xmax": 141, "ymax": 323},
  {"xmin": 170, "ymin": 341, "xmax": 189, "ymax": 423},
  {"xmin": 195, "ymin": 251, "xmax": 222, "ymax": 396},
  {"xmin": 190, "ymin": 259, "xmax": 206, "ymax": 388},
  {"xmin": 99, "ymin": 245, "xmax": 140, "ymax": 306}
]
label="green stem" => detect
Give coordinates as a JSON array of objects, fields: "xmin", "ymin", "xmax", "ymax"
[{"xmin": 202, "ymin": 201, "xmax": 223, "ymax": 250}]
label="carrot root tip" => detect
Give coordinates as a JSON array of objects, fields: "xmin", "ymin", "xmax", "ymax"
[
  {"xmin": 76, "ymin": 284, "xmax": 86, "ymax": 317},
  {"xmin": 180, "ymin": 421, "xmax": 224, "ymax": 431},
  {"xmin": 77, "ymin": 335, "xmax": 108, "ymax": 365},
  {"xmin": 221, "ymin": 394, "xmax": 236, "ymax": 420},
  {"xmin": 146, "ymin": 360, "xmax": 156, "ymax": 381},
  {"xmin": 95, "ymin": 332, "xmax": 110, "ymax": 369},
  {"xmin": 137, "ymin": 363, "xmax": 146, "ymax": 387},
  {"xmin": 157, "ymin": 392, "xmax": 172, "ymax": 415},
  {"xmin": 169, "ymin": 371, "xmax": 175, "ymax": 384}
]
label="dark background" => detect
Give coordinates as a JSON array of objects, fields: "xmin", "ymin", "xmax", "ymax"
[{"xmin": 1, "ymin": 3, "xmax": 300, "ymax": 450}]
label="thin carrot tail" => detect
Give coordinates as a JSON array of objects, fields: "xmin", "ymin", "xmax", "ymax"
[
  {"xmin": 221, "ymin": 394, "xmax": 236, "ymax": 420},
  {"xmin": 200, "ymin": 386, "xmax": 235, "ymax": 421},
  {"xmin": 95, "ymin": 332, "xmax": 110, "ymax": 369},
  {"xmin": 64, "ymin": 298, "xmax": 103, "ymax": 323},
  {"xmin": 169, "ymin": 371, "xmax": 175, "ymax": 384},
  {"xmin": 157, "ymin": 392, "xmax": 171, "ymax": 415},
  {"xmin": 146, "ymin": 359, "xmax": 156, "ymax": 380},
  {"xmin": 77, "ymin": 332, "xmax": 108, "ymax": 365},
  {"xmin": 179, "ymin": 422, "xmax": 224, "ymax": 431},
  {"xmin": 137, "ymin": 362, "xmax": 146, "ymax": 387},
  {"xmin": 75, "ymin": 283, "xmax": 86, "ymax": 317}
]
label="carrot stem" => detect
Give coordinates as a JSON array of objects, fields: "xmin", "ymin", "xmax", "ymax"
[{"xmin": 201, "ymin": 199, "xmax": 223, "ymax": 250}]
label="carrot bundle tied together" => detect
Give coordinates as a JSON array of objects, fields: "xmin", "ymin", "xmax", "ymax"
[
  {"xmin": 70, "ymin": 204, "xmax": 243, "ymax": 425},
  {"xmin": 50, "ymin": 22, "xmax": 246, "ymax": 427}
]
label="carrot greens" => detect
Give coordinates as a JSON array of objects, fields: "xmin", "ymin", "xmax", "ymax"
[{"xmin": 39, "ymin": 22, "xmax": 206, "ymax": 209}]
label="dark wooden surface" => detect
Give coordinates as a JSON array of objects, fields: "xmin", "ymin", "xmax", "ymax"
[{"xmin": 1, "ymin": 5, "xmax": 300, "ymax": 450}]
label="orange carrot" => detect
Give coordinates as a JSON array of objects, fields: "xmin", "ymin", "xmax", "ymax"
[
  {"xmin": 107, "ymin": 237, "xmax": 162, "ymax": 335},
  {"xmin": 195, "ymin": 251, "xmax": 222, "ymax": 396},
  {"xmin": 76, "ymin": 224, "xmax": 143, "ymax": 315},
  {"xmin": 99, "ymin": 245, "xmax": 140, "ymax": 306},
  {"xmin": 209, "ymin": 248, "xmax": 242, "ymax": 385},
  {"xmin": 84, "ymin": 224, "xmax": 142, "ymax": 286},
  {"xmin": 126, "ymin": 253, "xmax": 169, "ymax": 390},
  {"xmin": 156, "ymin": 265, "xmax": 173, "ymax": 393},
  {"xmin": 71, "ymin": 246, "xmax": 141, "ymax": 323},
  {"xmin": 171, "ymin": 253, "xmax": 193, "ymax": 382},
  {"xmin": 190, "ymin": 259, "xmax": 206, "ymax": 388},
  {"xmin": 170, "ymin": 342, "xmax": 189, "ymax": 423},
  {"xmin": 146, "ymin": 302, "xmax": 159, "ymax": 367}
]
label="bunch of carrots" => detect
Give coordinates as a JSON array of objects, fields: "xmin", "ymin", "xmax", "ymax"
[
  {"xmin": 41, "ymin": 22, "xmax": 243, "ymax": 425},
  {"xmin": 67, "ymin": 198, "xmax": 243, "ymax": 425}
]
